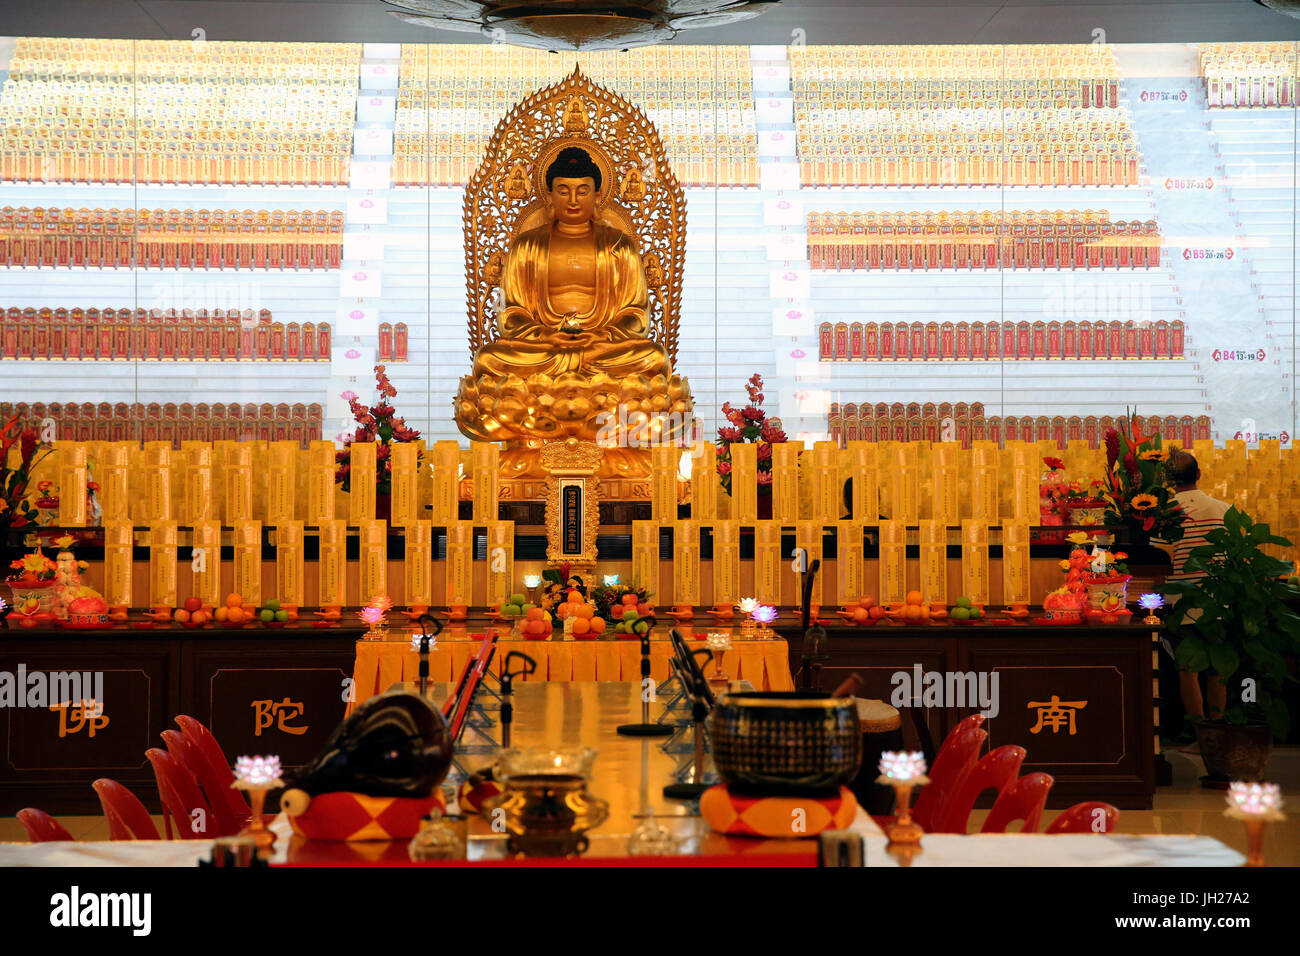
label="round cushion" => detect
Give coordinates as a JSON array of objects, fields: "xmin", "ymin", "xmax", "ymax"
[
  {"xmin": 699, "ymin": 785, "xmax": 859, "ymax": 838},
  {"xmin": 286, "ymin": 791, "xmax": 447, "ymax": 841}
]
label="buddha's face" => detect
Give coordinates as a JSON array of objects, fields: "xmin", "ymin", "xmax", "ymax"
[{"xmin": 548, "ymin": 176, "xmax": 598, "ymax": 228}]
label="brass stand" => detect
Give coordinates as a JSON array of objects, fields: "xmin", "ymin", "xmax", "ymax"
[{"xmin": 541, "ymin": 438, "xmax": 603, "ymax": 575}]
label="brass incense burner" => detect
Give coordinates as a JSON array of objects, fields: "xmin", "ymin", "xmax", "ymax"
[{"xmin": 484, "ymin": 747, "xmax": 609, "ymax": 857}]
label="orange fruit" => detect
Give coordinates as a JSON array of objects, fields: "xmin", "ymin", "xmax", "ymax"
[
  {"xmin": 906, "ymin": 590, "xmax": 924, "ymax": 606},
  {"xmin": 191, "ymin": 610, "xmax": 209, "ymax": 625},
  {"xmin": 904, "ymin": 604, "xmax": 922, "ymax": 620},
  {"xmin": 173, "ymin": 608, "xmax": 190, "ymax": 623},
  {"xmin": 589, "ymin": 617, "xmax": 607, "ymax": 635},
  {"xmin": 577, "ymin": 605, "xmax": 594, "ymax": 619},
  {"xmin": 567, "ymin": 591, "xmax": 583, "ymax": 605},
  {"xmin": 868, "ymin": 605, "xmax": 885, "ymax": 620},
  {"xmin": 214, "ymin": 606, "xmax": 229, "ymax": 622},
  {"xmin": 572, "ymin": 617, "xmax": 590, "ymax": 635},
  {"xmin": 859, "ymin": 595, "xmax": 876, "ymax": 609},
  {"xmin": 919, "ymin": 605, "xmax": 931, "ymax": 620},
  {"xmin": 225, "ymin": 593, "xmax": 242, "ymax": 608},
  {"xmin": 851, "ymin": 607, "xmax": 871, "ymax": 624},
  {"xmin": 526, "ymin": 619, "xmax": 546, "ymax": 636},
  {"xmin": 526, "ymin": 607, "xmax": 544, "ymax": 622},
  {"xmin": 227, "ymin": 606, "xmax": 244, "ymax": 624},
  {"xmin": 622, "ymin": 594, "xmax": 639, "ymax": 606}
]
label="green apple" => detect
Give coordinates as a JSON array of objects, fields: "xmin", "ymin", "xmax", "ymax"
[
  {"xmin": 520, "ymin": 602, "xmax": 535, "ymax": 613},
  {"xmin": 265, "ymin": 598, "xmax": 280, "ymax": 611},
  {"xmin": 634, "ymin": 620, "xmax": 649, "ymax": 635},
  {"xmin": 275, "ymin": 609, "xmax": 289, "ymax": 623},
  {"xmin": 951, "ymin": 606, "xmax": 970, "ymax": 620},
  {"xmin": 503, "ymin": 603, "xmax": 522, "ymax": 617},
  {"xmin": 623, "ymin": 608, "xmax": 639, "ymax": 622},
  {"xmin": 955, "ymin": 596, "xmax": 972, "ymax": 608},
  {"xmin": 260, "ymin": 608, "xmax": 274, "ymax": 623},
  {"xmin": 969, "ymin": 606, "xmax": 982, "ymax": 619},
  {"xmin": 510, "ymin": 593, "xmax": 526, "ymax": 606}
]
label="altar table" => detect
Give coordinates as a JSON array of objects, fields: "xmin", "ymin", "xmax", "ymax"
[
  {"xmin": 0, "ymin": 682, "xmax": 1246, "ymax": 867},
  {"xmin": 347, "ymin": 631, "xmax": 794, "ymax": 713}
]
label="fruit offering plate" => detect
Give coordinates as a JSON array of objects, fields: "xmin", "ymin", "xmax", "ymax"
[
  {"xmin": 1084, "ymin": 608, "xmax": 1133, "ymax": 625},
  {"xmin": 61, "ymin": 618, "xmax": 112, "ymax": 630},
  {"xmin": 835, "ymin": 610, "xmax": 879, "ymax": 626}
]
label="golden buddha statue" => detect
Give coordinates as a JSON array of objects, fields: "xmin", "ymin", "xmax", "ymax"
[
  {"xmin": 456, "ymin": 131, "xmax": 693, "ymax": 478},
  {"xmin": 469, "ymin": 146, "xmax": 673, "ymax": 383}
]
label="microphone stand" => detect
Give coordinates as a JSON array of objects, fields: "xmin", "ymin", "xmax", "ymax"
[
  {"xmin": 499, "ymin": 650, "xmax": 536, "ymax": 749},
  {"xmin": 663, "ymin": 646, "xmax": 715, "ymax": 801},
  {"xmin": 414, "ymin": 614, "xmax": 443, "ymax": 700},
  {"xmin": 797, "ymin": 559, "xmax": 829, "ymax": 691},
  {"xmin": 617, "ymin": 615, "xmax": 673, "ymax": 736}
]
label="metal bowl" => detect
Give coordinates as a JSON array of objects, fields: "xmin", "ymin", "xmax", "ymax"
[{"xmin": 709, "ymin": 691, "xmax": 862, "ymax": 797}]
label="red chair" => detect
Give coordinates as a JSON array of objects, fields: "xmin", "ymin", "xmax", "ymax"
[
  {"xmin": 175, "ymin": 714, "xmax": 250, "ymax": 826},
  {"xmin": 932, "ymin": 744, "xmax": 1027, "ymax": 833},
  {"xmin": 16, "ymin": 808, "xmax": 74, "ymax": 842},
  {"xmin": 910, "ymin": 716, "xmax": 988, "ymax": 832},
  {"xmin": 92, "ymin": 779, "xmax": 161, "ymax": 840},
  {"xmin": 145, "ymin": 747, "xmax": 215, "ymax": 840},
  {"xmin": 1046, "ymin": 801, "xmax": 1119, "ymax": 834},
  {"xmin": 161, "ymin": 729, "xmax": 240, "ymax": 836},
  {"xmin": 982, "ymin": 772, "xmax": 1054, "ymax": 833}
]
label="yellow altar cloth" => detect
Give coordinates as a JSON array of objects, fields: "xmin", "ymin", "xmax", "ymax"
[{"xmin": 348, "ymin": 632, "xmax": 794, "ymax": 714}]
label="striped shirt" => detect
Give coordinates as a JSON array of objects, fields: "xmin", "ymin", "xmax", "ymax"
[{"xmin": 1163, "ymin": 489, "xmax": 1230, "ymax": 582}]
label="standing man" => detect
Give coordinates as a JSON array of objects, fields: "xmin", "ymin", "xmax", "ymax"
[{"xmin": 1159, "ymin": 450, "xmax": 1231, "ymax": 750}]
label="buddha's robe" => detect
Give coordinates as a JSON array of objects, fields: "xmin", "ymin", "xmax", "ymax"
[{"xmin": 471, "ymin": 222, "xmax": 672, "ymax": 380}]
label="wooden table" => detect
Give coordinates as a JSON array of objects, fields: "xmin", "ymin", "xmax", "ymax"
[
  {"xmin": 0, "ymin": 621, "xmax": 359, "ymax": 815},
  {"xmin": 0, "ymin": 682, "xmax": 1245, "ymax": 866},
  {"xmin": 778, "ymin": 619, "xmax": 1159, "ymax": 809}
]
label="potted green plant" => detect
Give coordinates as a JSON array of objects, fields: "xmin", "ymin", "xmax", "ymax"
[{"xmin": 1165, "ymin": 507, "xmax": 1300, "ymax": 785}]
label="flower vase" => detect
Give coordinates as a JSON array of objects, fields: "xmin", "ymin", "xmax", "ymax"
[{"xmin": 1039, "ymin": 468, "xmax": 1068, "ymax": 543}]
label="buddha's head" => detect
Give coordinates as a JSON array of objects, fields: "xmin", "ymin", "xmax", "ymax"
[{"xmin": 545, "ymin": 146, "xmax": 601, "ymax": 228}]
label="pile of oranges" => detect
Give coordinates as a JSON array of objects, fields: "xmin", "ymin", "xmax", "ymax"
[
  {"xmin": 212, "ymin": 592, "xmax": 255, "ymax": 625},
  {"xmin": 555, "ymin": 590, "xmax": 607, "ymax": 638},
  {"xmin": 521, "ymin": 606, "xmax": 555, "ymax": 638},
  {"xmin": 894, "ymin": 591, "xmax": 933, "ymax": 622}
]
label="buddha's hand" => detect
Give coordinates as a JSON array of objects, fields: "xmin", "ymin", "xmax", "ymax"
[{"xmin": 555, "ymin": 330, "xmax": 598, "ymax": 350}]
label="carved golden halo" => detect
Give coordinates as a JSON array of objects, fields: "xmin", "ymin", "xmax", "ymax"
[{"xmin": 515, "ymin": 136, "xmax": 635, "ymax": 238}]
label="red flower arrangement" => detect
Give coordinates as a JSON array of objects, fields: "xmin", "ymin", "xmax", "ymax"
[
  {"xmin": 715, "ymin": 374, "xmax": 787, "ymax": 495},
  {"xmin": 1, "ymin": 414, "xmax": 52, "ymax": 532},
  {"xmin": 1101, "ymin": 409, "xmax": 1185, "ymax": 543},
  {"xmin": 335, "ymin": 365, "xmax": 422, "ymax": 495}
]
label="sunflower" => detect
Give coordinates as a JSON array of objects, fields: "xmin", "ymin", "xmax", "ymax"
[
  {"xmin": 1130, "ymin": 493, "xmax": 1158, "ymax": 511},
  {"xmin": 1138, "ymin": 449, "xmax": 1168, "ymax": 461}
]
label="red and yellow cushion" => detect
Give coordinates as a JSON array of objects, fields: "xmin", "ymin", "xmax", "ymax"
[
  {"xmin": 699, "ymin": 785, "xmax": 859, "ymax": 838},
  {"xmin": 286, "ymin": 791, "xmax": 447, "ymax": 841},
  {"xmin": 456, "ymin": 776, "xmax": 503, "ymax": 815}
]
